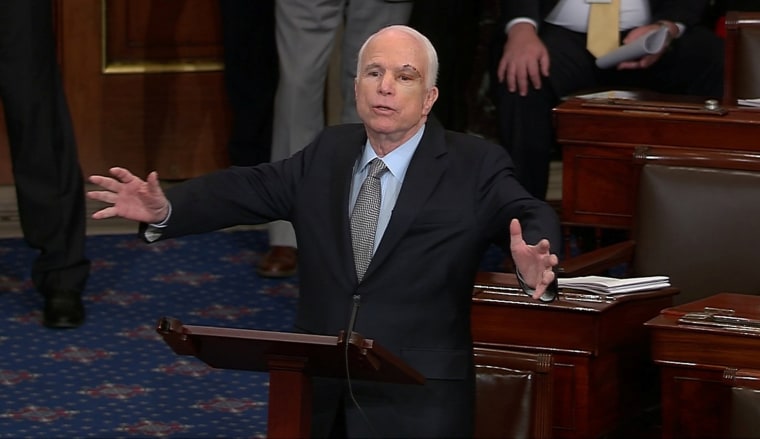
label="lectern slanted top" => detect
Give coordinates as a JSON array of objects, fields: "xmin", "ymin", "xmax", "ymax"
[{"xmin": 155, "ymin": 317, "xmax": 424, "ymax": 438}]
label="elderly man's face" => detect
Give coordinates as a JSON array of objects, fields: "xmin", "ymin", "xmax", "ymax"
[{"xmin": 354, "ymin": 29, "xmax": 438, "ymax": 145}]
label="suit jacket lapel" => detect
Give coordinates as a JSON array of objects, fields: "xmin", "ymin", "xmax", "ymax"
[
  {"xmin": 328, "ymin": 129, "xmax": 366, "ymax": 280},
  {"xmin": 364, "ymin": 121, "xmax": 448, "ymax": 279}
]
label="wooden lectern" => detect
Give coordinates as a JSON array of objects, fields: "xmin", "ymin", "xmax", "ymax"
[{"xmin": 156, "ymin": 317, "xmax": 424, "ymax": 438}]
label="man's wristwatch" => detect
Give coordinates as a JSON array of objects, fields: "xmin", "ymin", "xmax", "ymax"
[{"xmin": 515, "ymin": 268, "xmax": 559, "ymax": 303}]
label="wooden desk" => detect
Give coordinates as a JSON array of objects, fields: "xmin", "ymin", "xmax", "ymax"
[
  {"xmin": 645, "ymin": 293, "xmax": 760, "ymax": 439},
  {"xmin": 472, "ymin": 272, "xmax": 678, "ymax": 438},
  {"xmin": 554, "ymin": 93, "xmax": 760, "ymax": 230}
]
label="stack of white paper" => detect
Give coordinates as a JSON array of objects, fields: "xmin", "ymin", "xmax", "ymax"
[
  {"xmin": 558, "ymin": 275, "xmax": 670, "ymax": 295},
  {"xmin": 575, "ymin": 90, "xmax": 639, "ymax": 100},
  {"xmin": 737, "ymin": 98, "xmax": 760, "ymax": 107}
]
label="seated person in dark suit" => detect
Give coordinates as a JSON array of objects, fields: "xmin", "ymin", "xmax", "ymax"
[
  {"xmin": 87, "ymin": 25, "xmax": 561, "ymax": 437},
  {"xmin": 493, "ymin": 0, "xmax": 724, "ymax": 200}
]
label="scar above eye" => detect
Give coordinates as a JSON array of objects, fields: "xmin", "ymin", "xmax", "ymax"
[{"xmin": 401, "ymin": 64, "xmax": 421, "ymax": 76}]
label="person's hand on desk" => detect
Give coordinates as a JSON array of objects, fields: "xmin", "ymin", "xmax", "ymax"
[
  {"xmin": 509, "ymin": 218, "xmax": 559, "ymax": 302},
  {"xmin": 87, "ymin": 167, "xmax": 170, "ymax": 224}
]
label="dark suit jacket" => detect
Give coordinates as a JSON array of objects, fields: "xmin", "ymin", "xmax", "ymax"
[
  {"xmin": 500, "ymin": 0, "xmax": 712, "ymax": 30},
  {"xmin": 152, "ymin": 119, "xmax": 561, "ymax": 436}
]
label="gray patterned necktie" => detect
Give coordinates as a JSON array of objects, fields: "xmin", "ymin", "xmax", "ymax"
[{"xmin": 350, "ymin": 158, "xmax": 388, "ymax": 281}]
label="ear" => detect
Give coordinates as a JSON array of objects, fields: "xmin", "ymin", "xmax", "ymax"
[{"xmin": 422, "ymin": 86, "xmax": 439, "ymax": 116}]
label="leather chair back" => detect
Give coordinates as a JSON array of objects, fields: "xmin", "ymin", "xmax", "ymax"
[
  {"xmin": 735, "ymin": 27, "xmax": 760, "ymax": 100},
  {"xmin": 724, "ymin": 11, "xmax": 760, "ymax": 105},
  {"xmin": 633, "ymin": 153, "xmax": 760, "ymax": 305},
  {"xmin": 725, "ymin": 368, "xmax": 760, "ymax": 438},
  {"xmin": 730, "ymin": 387, "xmax": 760, "ymax": 438},
  {"xmin": 474, "ymin": 348, "xmax": 553, "ymax": 439}
]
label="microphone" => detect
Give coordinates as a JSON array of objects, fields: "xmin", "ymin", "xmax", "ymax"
[{"xmin": 346, "ymin": 294, "xmax": 361, "ymax": 343}]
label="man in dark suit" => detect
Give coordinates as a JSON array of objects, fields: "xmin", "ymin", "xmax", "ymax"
[
  {"xmin": 493, "ymin": 0, "xmax": 724, "ymax": 200},
  {"xmin": 257, "ymin": 0, "xmax": 414, "ymax": 278},
  {"xmin": 88, "ymin": 25, "xmax": 561, "ymax": 437},
  {"xmin": 0, "ymin": 0, "xmax": 90, "ymax": 328}
]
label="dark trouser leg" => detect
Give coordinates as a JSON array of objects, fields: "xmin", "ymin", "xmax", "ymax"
[
  {"xmin": 219, "ymin": 0, "xmax": 278, "ymax": 166},
  {"xmin": 0, "ymin": 0, "xmax": 90, "ymax": 297},
  {"xmin": 408, "ymin": 0, "xmax": 482, "ymax": 132},
  {"xmin": 495, "ymin": 84, "xmax": 557, "ymax": 200}
]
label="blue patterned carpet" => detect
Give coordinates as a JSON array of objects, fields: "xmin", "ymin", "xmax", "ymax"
[{"xmin": 0, "ymin": 229, "xmax": 505, "ymax": 438}]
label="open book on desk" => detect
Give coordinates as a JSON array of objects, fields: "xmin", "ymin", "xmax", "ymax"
[{"xmin": 558, "ymin": 275, "xmax": 670, "ymax": 295}]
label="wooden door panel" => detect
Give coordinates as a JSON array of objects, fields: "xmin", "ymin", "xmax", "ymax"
[
  {"xmin": 104, "ymin": 0, "xmax": 223, "ymax": 71},
  {"xmin": 93, "ymin": 0, "xmax": 230, "ymax": 181},
  {"xmin": 0, "ymin": 0, "xmax": 232, "ymax": 185}
]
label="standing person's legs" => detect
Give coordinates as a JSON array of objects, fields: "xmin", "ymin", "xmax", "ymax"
[
  {"xmin": 259, "ymin": 0, "xmax": 345, "ymax": 277},
  {"xmin": 219, "ymin": 0, "xmax": 278, "ymax": 167},
  {"xmin": 0, "ymin": 0, "xmax": 90, "ymax": 328},
  {"xmin": 340, "ymin": 0, "xmax": 413, "ymax": 124}
]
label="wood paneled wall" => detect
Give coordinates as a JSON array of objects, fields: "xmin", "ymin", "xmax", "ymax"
[{"xmin": 0, "ymin": 0, "xmax": 233, "ymax": 185}]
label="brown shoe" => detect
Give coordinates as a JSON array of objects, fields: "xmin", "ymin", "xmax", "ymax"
[{"xmin": 257, "ymin": 246, "xmax": 297, "ymax": 278}]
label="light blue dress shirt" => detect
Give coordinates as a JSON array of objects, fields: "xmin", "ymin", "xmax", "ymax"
[{"xmin": 349, "ymin": 124, "xmax": 425, "ymax": 253}]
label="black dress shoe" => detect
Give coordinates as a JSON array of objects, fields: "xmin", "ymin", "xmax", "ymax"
[{"xmin": 43, "ymin": 290, "xmax": 85, "ymax": 329}]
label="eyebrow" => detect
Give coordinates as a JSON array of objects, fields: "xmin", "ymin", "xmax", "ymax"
[
  {"xmin": 400, "ymin": 64, "xmax": 422, "ymax": 77},
  {"xmin": 363, "ymin": 62, "xmax": 422, "ymax": 77}
]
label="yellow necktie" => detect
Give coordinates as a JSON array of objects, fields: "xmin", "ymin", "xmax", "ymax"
[{"xmin": 586, "ymin": 0, "xmax": 620, "ymax": 58}]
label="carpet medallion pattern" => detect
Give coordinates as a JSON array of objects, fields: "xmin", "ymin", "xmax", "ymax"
[{"xmin": 0, "ymin": 229, "xmax": 503, "ymax": 437}]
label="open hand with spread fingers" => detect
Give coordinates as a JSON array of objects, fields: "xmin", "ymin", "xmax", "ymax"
[{"xmin": 87, "ymin": 167, "xmax": 170, "ymax": 224}]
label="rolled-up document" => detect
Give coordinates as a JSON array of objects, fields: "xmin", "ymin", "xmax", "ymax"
[
  {"xmin": 738, "ymin": 98, "xmax": 760, "ymax": 107},
  {"xmin": 595, "ymin": 26, "xmax": 670, "ymax": 69}
]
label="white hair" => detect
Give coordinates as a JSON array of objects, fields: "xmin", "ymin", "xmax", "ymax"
[{"xmin": 356, "ymin": 25, "xmax": 439, "ymax": 90}]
